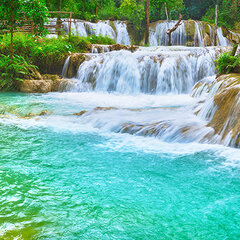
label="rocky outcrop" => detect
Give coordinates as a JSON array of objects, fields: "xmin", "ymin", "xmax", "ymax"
[
  {"xmin": 64, "ymin": 53, "xmax": 87, "ymax": 79},
  {"xmin": 20, "ymin": 75, "xmax": 71, "ymax": 93},
  {"xmin": 63, "ymin": 44, "xmax": 139, "ymax": 78},
  {"xmin": 207, "ymin": 74, "xmax": 240, "ymax": 147},
  {"xmin": 193, "ymin": 74, "xmax": 240, "ymax": 147},
  {"xmin": 92, "ymin": 44, "xmax": 138, "ymax": 53}
]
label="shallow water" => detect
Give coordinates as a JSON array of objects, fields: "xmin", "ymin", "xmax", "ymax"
[{"xmin": 1, "ymin": 92, "xmax": 240, "ymax": 239}]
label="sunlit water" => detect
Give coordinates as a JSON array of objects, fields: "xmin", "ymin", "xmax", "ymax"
[{"xmin": 1, "ymin": 92, "xmax": 240, "ymax": 239}]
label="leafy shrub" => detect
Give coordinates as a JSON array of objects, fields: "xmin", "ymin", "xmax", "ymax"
[
  {"xmin": 86, "ymin": 35, "xmax": 115, "ymax": 45},
  {"xmin": 215, "ymin": 52, "xmax": 240, "ymax": 74},
  {"xmin": 0, "ymin": 33, "xmax": 115, "ymax": 75},
  {"xmin": 0, "ymin": 54, "xmax": 37, "ymax": 90}
]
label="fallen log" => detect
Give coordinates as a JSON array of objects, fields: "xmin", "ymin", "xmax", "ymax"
[{"xmin": 166, "ymin": 14, "xmax": 182, "ymax": 46}]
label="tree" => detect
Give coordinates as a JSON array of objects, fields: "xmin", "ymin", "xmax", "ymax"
[
  {"xmin": 150, "ymin": 0, "xmax": 185, "ymax": 22},
  {"xmin": 0, "ymin": 0, "xmax": 48, "ymax": 57},
  {"xmin": 145, "ymin": 0, "xmax": 150, "ymax": 45},
  {"xmin": 119, "ymin": 0, "xmax": 145, "ymax": 29}
]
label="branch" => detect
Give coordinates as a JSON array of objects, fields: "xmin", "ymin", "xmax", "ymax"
[{"xmin": 166, "ymin": 14, "xmax": 182, "ymax": 35}]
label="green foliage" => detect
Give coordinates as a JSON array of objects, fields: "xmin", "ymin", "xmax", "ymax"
[
  {"xmin": 119, "ymin": 0, "xmax": 145, "ymax": 30},
  {"xmin": 86, "ymin": 35, "xmax": 115, "ymax": 45},
  {"xmin": 0, "ymin": 54, "xmax": 37, "ymax": 90},
  {"xmin": 215, "ymin": 52, "xmax": 240, "ymax": 74},
  {"xmin": 44, "ymin": 0, "xmax": 239, "ymax": 31},
  {"xmin": 0, "ymin": 0, "xmax": 48, "ymax": 36},
  {"xmin": 0, "ymin": 33, "xmax": 116, "ymax": 75},
  {"xmin": 150, "ymin": 0, "xmax": 185, "ymax": 22},
  {"xmin": 200, "ymin": 0, "xmax": 240, "ymax": 30}
]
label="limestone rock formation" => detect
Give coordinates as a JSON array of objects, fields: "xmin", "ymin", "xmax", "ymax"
[
  {"xmin": 20, "ymin": 75, "xmax": 71, "ymax": 93},
  {"xmin": 208, "ymin": 74, "xmax": 240, "ymax": 147},
  {"xmin": 193, "ymin": 74, "xmax": 240, "ymax": 147}
]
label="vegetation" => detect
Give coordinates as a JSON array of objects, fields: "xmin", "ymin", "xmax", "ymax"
[
  {"xmin": 0, "ymin": 0, "xmax": 48, "ymax": 57},
  {"xmin": 0, "ymin": 54, "xmax": 37, "ymax": 90},
  {"xmin": 0, "ymin": 32, "xmax": 115, "ymax": 89},
  {"xmin": 201, "ymin": 0, "xmax": 240, "ymax": 30},
  {"xmin": 215, "ymin": 52, "xmax": 240, "ymax": 75},
  {"xmin": 45, "ymin": 0, "xmax": 239, "ymax": 30}
]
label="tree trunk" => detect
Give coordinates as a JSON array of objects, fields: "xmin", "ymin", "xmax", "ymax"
[
  {"xmin": 69, "ymin": 12, "xmax": 72, "ymax": 37},
  {"xmin": 165, "ymin": 2, "xmax": 169, "ymax": 21},
  {"xmin": 231, "ymin": 44, "xmax": 238, "ymax": 56},
  {"xmin": 145, "ymin": 0, "xmax": 150, "ymax": 45},
  {"xmin": 213, "ymin": 5, "xmax": 218, "ymax": 46},
  {"xmin": 10, "ymin": 15, "xmax": 14, "ymax": 59},
  {"xmin": 166, "ymin": 14, "xmax": 182, "ymax": 46}
]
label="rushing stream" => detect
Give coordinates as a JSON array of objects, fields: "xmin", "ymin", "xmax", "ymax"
[{"xmin": 1, "ymin": 46, "xmax": 240, "ymax": 239}]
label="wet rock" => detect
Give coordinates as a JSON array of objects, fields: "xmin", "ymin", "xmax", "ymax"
[
  {"xmin": 66, "ymin": 54, "xmax": 86, "ymax": 78},
  {"xmin": 93, "ymin": 107, "xmax": 118, "ymax": 111},
  {"xmin": 20, "ymin": 77, "xmax": 71, "ymax": 93},
  {"xmin": 185, "ymin": 20, "xmax": 196, "ymax": 43},
  {"xmin": 109, "ymin": 44, "xmax": 138, "ymax": 52},
  {"xmin": 73, "ymin": 110, "xmax": 87, "ymax": 116},
  {"xmin": 20, "ymin": 80, "xmax": 52, "ymax": 93},
  {"xmin": 208, "ymin": 74, "xmax": 240, "ymax": 147},
  {"xmin": 24, "ymin": 110, "xmax": 52, "ymax": 118},
  {"xmin": 203, "ymin": 33, "xmax": 211, "ymax": 46}
]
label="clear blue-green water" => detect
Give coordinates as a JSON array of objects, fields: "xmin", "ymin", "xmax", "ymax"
[{"xmin": 1, "ymin": 92, "xmax": 240, "ymax": 240}]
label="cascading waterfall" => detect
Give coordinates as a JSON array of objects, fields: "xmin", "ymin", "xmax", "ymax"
[
  {"xmin": 62, "ymin": 19, "xmax": 129, "ymax": 45},
  {"xmin": 217, "ymin": 27, "xmax": 231, "ymax": 46},
  {"xmin": 114, "ymin": 21, "xmax": 131, "ymax": 45},
  {"xmin": 149, "ymin": 21, "xmax": 187, "ymax": 46},
  {"xmin": 148, "ymin": 20, "xmax": 237, "ymax": 47},
  {"xmin": 59, "ymin": 45, "xmax": 238, "ymax": 147},
  {"xmin": 69, "ymin": 47, "xmax": 217, "ymax": 94},
  {"xmin": 47, "ymin": 18, "xmax": 238, "ymax": 47},
  {"xmin": 194, "ymin": 22, "xmax": 204, "ymax": 47}
]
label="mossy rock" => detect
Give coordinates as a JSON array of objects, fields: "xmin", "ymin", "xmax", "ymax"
[
  {"xmin": 184, "ymin": 20, "xmax": 196, "ymax": 42},
  {"xmin": 65, "ymin": 53, "xmax": 87, "ymax": 78}
]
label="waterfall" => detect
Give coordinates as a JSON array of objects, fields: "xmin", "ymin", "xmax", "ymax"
[
  {"xmin": 149, "ymin": 21, "xmax": 187, "ymax": 46},
  {"xmin": 194, "ymin": 22, "xmax": 204, "ymax": 47},
  {"xmin": 149, "ymin": 20, "xmax": 234, "ymax": 47},
  {"xmin": 217, "ymin": 27, "xmax": 231, "ymax": 46},
  {"xmin": 114, "ymin": 21, "xmax": 131, "ymax": 45},
  {"xmin": 47, "ymin": 18, "xmax": 236, "ymax": 47},
  {"xmin": 67, "ymin": 46, "xmax": 218, "ymax": 94},
  {"xmin": 61, "ymin": 19, "xmax": 130, "ymax": 45},
  {"xmin": 62, "ymin": 56, "xmax": 71, "ymax": 77}
]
